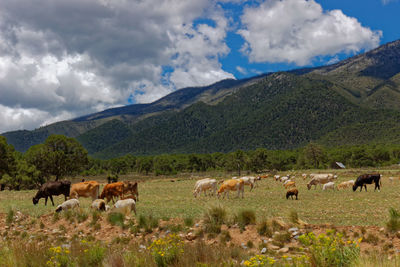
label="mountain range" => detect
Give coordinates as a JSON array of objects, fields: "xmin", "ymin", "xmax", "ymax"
[{"xmin": 3, "ymin": 39, "xmax": 400, "ymax": 158}]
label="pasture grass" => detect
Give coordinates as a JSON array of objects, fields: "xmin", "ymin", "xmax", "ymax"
[{"xmin": 1, "ymin": 168, "xmax": 400, "ymax": 227}]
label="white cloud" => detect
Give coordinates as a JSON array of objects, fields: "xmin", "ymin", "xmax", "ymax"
[
  {"xmin": 238, "ymin": 0, "xmax": 382, "ymax": 65},
  {"xmin": 382, "ymin": 0, "xmax": 398, "ymax": 5},
  {"xmin": 236, "ymin": 66, "xmax": 248, "ymax": 75},
  {"xmin": 0, "ymin": 0, "xmax": 235, "ymax": 133}
]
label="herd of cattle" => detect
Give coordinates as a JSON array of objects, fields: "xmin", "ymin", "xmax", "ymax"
[
  {"xmin": 32, "ymin": 180, "xmax": 139, "ymax": 215},
  {"xmin": 192, "ymin": 173, "xmax": 383, "ymax": 200},
  {"xmin": 30, "ymin": 172, "xmax": 383, "ymax": 215}
]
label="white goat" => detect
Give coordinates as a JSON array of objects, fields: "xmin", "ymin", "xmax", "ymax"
[{"xmin": 55, "ymin": 199, "xmax": 80, "ymax": 212}]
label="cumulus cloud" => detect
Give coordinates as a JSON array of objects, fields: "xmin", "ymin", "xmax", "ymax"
[
  {"xmin": 382, "ymin": 0, "xmax": 398, "ymax": 5},
  {"xmin": 0, "ymin": 0, "xmax": 235, "ymax": 133},
  {"xmin": 238, "ymin": 0, "xmax": 382, "ymax": 65}
]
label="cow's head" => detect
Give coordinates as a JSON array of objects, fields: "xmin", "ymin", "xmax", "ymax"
[
  {"xmin": 306, "ymin": 183, "xmax": 311, "ymax": 190},
  {"xmin": 32, "ymin": 197, "xmax": 39, "ymax": 205},
  {"xmin": 352, "ymin": 184, "xmax": 357, "ymax": 191}
]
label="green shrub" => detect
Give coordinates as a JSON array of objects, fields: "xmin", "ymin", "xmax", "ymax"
[
  {"xmin": 289, "ymin": 210, "xmax": 299, "ymax": 224},
  {"xmin": 107, "ymin": 212, "xmax": 125, "ymax": 228},
  {"xmin": 184, "ymin": 217, "xmax": 194, "ymax": 227},
  {"xmin": 203, "ymin": 206, "xmax": 227, "ymax": 234},
  {"xmin": 6, "ymin": 209, "xmax": 14, "ymax": 225},
  {"xmin": 77, "ymin": 240, "xmax": 107, "ymax": 267},
  {"xmin": 235, "ymin": 209, "xmax": 256, "ymax": 231},
  {"xmin": 220, "ymin": 230, "xmax": 231, "ymax": 243},
  {"xmin": 148, "ymin": 234, "xmax": 184, "ymax": 267},
  {"xmin": 298, "ymin": 230, "xmax": 361, "ymax": 267},
  {"xmin": 386, "ymin": 207, "xmax": 400, "ymax": 232},
  {"xmin": 257, "ymin": 220, "xmax": 272, "ymax": 237}
]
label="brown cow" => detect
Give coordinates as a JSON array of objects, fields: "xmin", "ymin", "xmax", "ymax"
[
  {"xmin": 70, "ymin": 181, "xmax": 100, "ymax": 200},
  {"xmin": 122, "ymin": 181, "xmax": 139, "ymax": 201},
  {"xmin": 99, "ymin": 182, "xmax": 124, "ymax": 203}
]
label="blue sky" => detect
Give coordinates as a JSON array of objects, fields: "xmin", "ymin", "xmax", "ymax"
[
  {"xmin": 0, "ymin": 0, "xmax": 399, "ymax": 133},
  {"xmin": 218, "ymin": 0, "xmax": 400, "ymax": 79}
]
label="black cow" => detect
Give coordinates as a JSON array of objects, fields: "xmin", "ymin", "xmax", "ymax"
[
  {"xmin": 353, "ymin": 174, "xmax": 381, "ymax": 192},
  {"xmin": 32, "ymin": 180, "xmax": 71, "ymax": 206}
]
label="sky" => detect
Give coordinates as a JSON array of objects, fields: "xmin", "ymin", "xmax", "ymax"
[{"xmin": 0, "ymin": 0, "xmax": 399, "ymax": 133}]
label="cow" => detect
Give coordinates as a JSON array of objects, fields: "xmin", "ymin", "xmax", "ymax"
[
  {"xmin": 217, "ymin": 179, "xmax": 244, "ymax": 199},
  {"xmin": 99, "ymin": 182, "xmax": 124, "ymax": 203},
  {"xmin": 353, "ymin": 174, "xmax": 381, "ymax": 192},
  {"xmin": 55, "ymin": 199, "xmax": 80, "ymax": 212},
  {"xmin": 69, "ymin": 181, "xmax": 100, "ymax": 200},
  {"xmin": 306, "ymin": 174, "xmax": 335, "ymax": 190},
  {"xmin": 193, "ymin": 179, "xmax": 217, "ymax": 198},
  {"xmin": 122, "ymin": 181, "xmax": 139, "ymax": 201},
  {"xmin": 32, "ymin": 180, "xmax": 71, "ymax": 206},
  {"xmin": 286, "ymin": 188, "xmax": 298, "ymax": 200},
  {"xmin": 233, "ymin": 176, "xmax": 257, "ymax": 191}
]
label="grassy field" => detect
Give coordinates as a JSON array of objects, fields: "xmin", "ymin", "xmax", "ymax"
[{"xmin": 1, "ymin": 168, "xmax": 400, "ymax": 226}]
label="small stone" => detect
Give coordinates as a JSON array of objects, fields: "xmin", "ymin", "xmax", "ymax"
[
  {"xmin": 165, "ymin": 230, "xmax": 171, "ymax": 234},
  {"xmin": 241, "ymin": 242, "xmax": 248, "ymax": 249},
  {"xmin": 195, "ymin": 224, "xmax": 200, "ymax": 227},
  {"xmin": 261, "ymin": 247, "xmax": 267, "ymax": 254},
  {"xmin": 379, "ymin": 227, "xmax": 385, "ymax": 232},
  {"xmin": 139, "ymin": 244, "xmax": 146, "ymax": 250},
  {"xmin": 269, "ymin": 245, "xmax": 280, "ymax": 250},
  {"xmin": 186, "ymin": 233, "xmax": 196, "ymax": 241},
  {"xmin": 288, "ymin": 227, "xmax": 298, "ymax": 233},
  {"xmin": 278, "ymin": 247, "xmax": 289, "ymax": 253},
  {"xmin": 263, "ymin": 239, "xmax": 268, "ymax": 244}
]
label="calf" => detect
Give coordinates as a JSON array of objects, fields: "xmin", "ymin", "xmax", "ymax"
[
  {"xmin": 286, "ymin": 188, "xmax": 298, "ymax": 200},
  {"xmin": 323, "ymin": 182, "xmax": 335, "ymax": 191},
  {"xmin": 113, "ymin": 199, "xmax": 136, "ymax": 215},
  {"xmin": 55, "ymin": 199, "xmax": 80, "ymax": 212},
  {"xmin": 33, "ymin": 180, "xmax": 71, "ymax": 206},
  {"xmin": 353, "ymin": 174, "xmax": 381, "ymax": 192},
  {"xmin": 100, "ymin": 182, "xmax": 124, "ymax": 203}
]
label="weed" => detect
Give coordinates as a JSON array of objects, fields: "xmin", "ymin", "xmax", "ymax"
[
  {"xmin": 52, "ymin": 212, "xmax": 60, "ymax": 223},
  {"xmin": 203, "ymin": 206, "xmax": 227, "ymax": 234},
  {"xmin": 184, "ymin": 217, "xmax": 194, "ymax": 227},
  {"xmin": 273, "ymin": 232, "xmax": 291, "ymax": 244},
  {"xmin": 219, "ymin": 230, "xmax": 231, "ymax": 243},
  {"xmin": 246, "ymin": 240, "xmax": 254, "ymax": 249},
  {"xmin": 289, "ymin": 210, "xmax": 299, "ymax": 224},
  {"xmin": 257, "ymin": 220, "xmax": 272, "ymax": 237},
  {"xmin": 234, "ymin": 209, "xmax": 256, "ymax": 231},
  {"xmin": 363, "ymin": 233, "xmax": 379, "ymax": 245},
  {"xmin": 76, "ymin": 210, "xmax": 89, "ymax": 223},
  {"xmin": 360, "ymin": 226, "xmax": 366, "ymax": 235},
  {"xmin": 40, "ymin": 221, "xmax": 45, "ymax": 229},
  {"xmin": 386, "ymin": 207, "xmax": 400, "ymax": 232},
  {"xmin": 6, "ymin": 208, "xmax": 14, "ymax": 225},
  {"xmin": 108, "ymin": 212, "xmax": 125, "ymax": 228}
]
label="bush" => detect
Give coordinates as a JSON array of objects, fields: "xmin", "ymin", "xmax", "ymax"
[
  {"xmin": 257, "ymin": 220, "xmax": 272, "ymax": 237},
  {"xmin": 107, "ymin": 212, "xmax": 125, "ymax": 228},
  {"xmin": 203, "ymin": 206, "xmax": 227, "ymax": 234},
  {"xmin": 148, "ymin": 234, "xmax": 184, "ymax": 267},
  {"xmin": 6, "ymin": 209, "xmax": 14, "ymax": 225},
  {"xmin": 184, "ymin": 217, "xmax": 194, "ymax": 227},
  {"xmin": 235, "ymin": 209, "xmax": 256, "ymax": 230},
  {"xmin": 298, "ymin": 230, "xmax": 361, "ymax": 267},
  {"xmin": 386, "ymin": 207, "xmax": 400, "ymax": 232}
]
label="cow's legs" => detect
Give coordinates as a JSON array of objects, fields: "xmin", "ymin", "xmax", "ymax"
[
  {"xmin": 45, "ymin": 196, "xmax": 48, "ymax": 206},
  {"xmin": 49, "ymin": 195, "xmax": 55, "ymax": 206},
  {"xmin": 364, "ymin": 185, "xmax": 367, "ymax": 192}
]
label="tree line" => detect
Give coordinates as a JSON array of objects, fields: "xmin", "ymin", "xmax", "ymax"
[{"xmin": 1, "ymin": 134, "xmax": 400, "ymax": 190}]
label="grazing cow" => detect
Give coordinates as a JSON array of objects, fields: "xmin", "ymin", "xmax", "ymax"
[
  {"xmin": 99, "ymin": 182, "xmax": 124, "ymax": 203},
  {"xmin": 306, "ymin": 174, "xmax": 335, "ymax": 190},
  {"xmin": 323, "ymin": 182, "xmax": 335, "ymax": 191},
  {"xmin": 122, "ymin": 181, "xmax": 139, "ymax": 201},
  {"xmin": 274, "ymin": 175, "xmax": 280, "ymax": 181},
  {"xmin": 113, "ymin": 199, "xmax": 136, "ymax": 215},
  {"xmin": 55, "ymin": 199, "xmax": 80, "ymax": 212},
  {"xmin": 280, "ymin": 176, "xmax": 290, "ymax": 183},
  {"xmin": 91, "ymin": 199, "xmax": 106, "ymax": 211},
  {"xmin": 353, "ymin": 174, "xmax": 381, "ymax": 192},
  {"xmin": 234, "ymin": 176, "xmax": 257, "ymax": 191},
  {"xmin": 284, "ymin": 181, "xmax": 296, "ymax": 189},
  {"xmin": 217, "ymin": 179, "xmax": 244, "ymax": 199},
  {"xmin": 33, "ymin": 180, "xmax": 71, "ymax": 206},
  {"xmin": 193, "ymin": 179, "xmax": 217, "ymax": 197},
  {"xmin": 337, "ymin": 180, "xmax": 354, "ymax": 190},
  {"xmin": 69, "ymin": 181, "xmax": 100, "ymax": 200},
  {"xmin": 286, "ymin": 188, "xmax": 298, "ymax": 200}
]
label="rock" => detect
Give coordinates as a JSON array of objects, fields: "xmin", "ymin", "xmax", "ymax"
[
  {"xmin": 293, "ymin": 235, "xmax": 300, "ymax": 240},
  {"xmin": 380, "ymin": 227, "xmax": 385, "ymax": 232},
  {"xmin": 186, "ymin": 233, "xmax": 196, "ymax": 241},
  {"xmin": 278, "ymin": 247, "xmax": 289, "ymax": 253},
  {"xmin": 241, "ymin": 243, "xmax": 248, "ymax": 249},
  {"xmin": 288, "ymin": 227, "xmax": 299, "ymax": 233},
  {"xmin": 165, "ymin": 230, "xmax": 171, "ymax": 234},
  {"xmin": 261, "ymin": 247, "xmax": 267, "ymax": 254},
  {"xmin": 195, "ymin": 223, "xmax": 200, "ymax": 227},
  {"xmin": 263, "ymin": 239, "xmax": 268, "ymax": 244},
  {"xmin": 268, "ymin": 245, "xmax": 280, "ymax": 250},
  {"xmin": 139, "ymin": 245, "xmax": 146, "ymax": 250}
]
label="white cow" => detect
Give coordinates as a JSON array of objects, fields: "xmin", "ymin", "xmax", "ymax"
[
  {"xmin": 323, "ymin": 182, "xmax": 335, "ymax": 191},
  {"xmin": 193, "ymin": 179, "xmax": 217, "ymax": 197},
  {"xmin": 55, "ymin": 199, "xmax": 80, "ymax": 212},
  {"xmin": 113, "ymin": 198, "xmax": 136, "ymax": 215},
  {"xmin": 234, "ymin": 176, "xmax": 257, "ymax": 191},
  {"xmin": 307, "ymin": 174, "xmax": 335, "ymax": 190}
]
